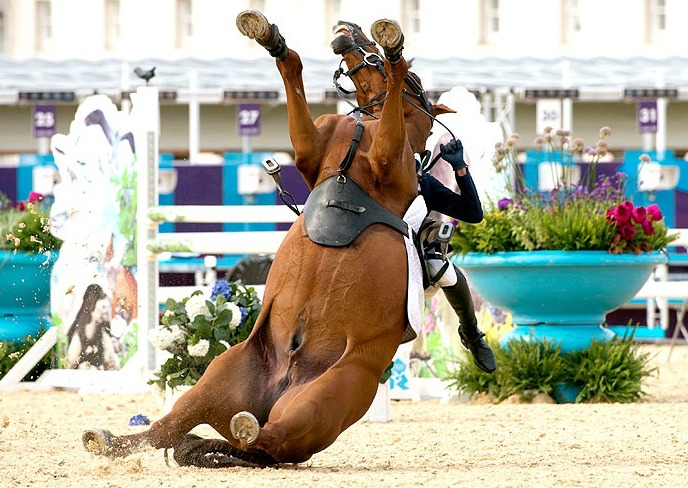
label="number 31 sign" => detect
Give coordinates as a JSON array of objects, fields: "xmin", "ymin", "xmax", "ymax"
[
  {"xmin": 237, "ymin": 103, "xmax": 261, "ymax": 136},
  {"xmin": 33, "ymin": 104, "xmax": 57, "ymax": 138}
]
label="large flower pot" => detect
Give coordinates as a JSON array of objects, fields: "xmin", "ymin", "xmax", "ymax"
[
  {"xmin": 0, "ymin": 250, "xmax": 58, "ymax": 343},
  {"xmin": 454, "ymin": 251, "xmax": 666, "ymax": 352}
]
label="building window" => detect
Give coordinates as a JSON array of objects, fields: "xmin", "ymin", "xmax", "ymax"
[
  {"xmin": 646, "ymin": 0, "xmax": 666, "ymax": 42},
  {"xmin": 402, "ymin": 0, "xmax": 421, "ymax": 34},
  {"xmin": 480, "ymin": 0, "xmax": 500, "ymax": 44},
  {"xmin": 176, "ymin": 0, "xmax": 193, "ymax": 48},
  {"xmin": 561, "ymin": 0, "xmax": 581, "ymax": 44},
  {"xmin": 35, "ymin": 0, "xmax": 52, "ymax": 52},
  {"xmin": 104, "ymin": 0, "xmax": 121, "ymax": 50}
]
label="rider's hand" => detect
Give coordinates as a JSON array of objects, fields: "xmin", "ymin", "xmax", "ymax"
[{"xmin": 439, "ymin": 138, "xmax": 468, "ymax": 171}]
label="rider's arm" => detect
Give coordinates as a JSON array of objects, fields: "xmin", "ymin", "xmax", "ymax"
[{"xmin": 421, "ymin": 173, "xmax": 483, "ymax": 224}]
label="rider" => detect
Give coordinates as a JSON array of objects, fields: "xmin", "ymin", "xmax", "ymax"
[{"xmin": 419, "ymin": 136, "xmax": 497, "ymax": 374}]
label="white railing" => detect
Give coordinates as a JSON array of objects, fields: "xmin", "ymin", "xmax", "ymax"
[
  {"xmin": 147, "ymin": 204, "xmax": 299, "ymax": 300},
  {"xmin": 633, "ymin": 228, "xmax": 688, "ymax": 356}
]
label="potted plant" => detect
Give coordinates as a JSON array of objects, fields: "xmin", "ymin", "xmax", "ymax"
[
  {"xmin": 451, "ymin": 127, "xmax": 677, "ymax": 353},
  {"xmin": 148, "ymin": 280, "xmax": 261, "ymax": 409},
  {"xmin": 0, "ymin": 191, "xmax": 62, "ymax": 343}
]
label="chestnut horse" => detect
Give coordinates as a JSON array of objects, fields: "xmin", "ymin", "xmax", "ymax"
[{"xmin": 82, "ymin": 12, "xmax": 451, "ymax": 467}]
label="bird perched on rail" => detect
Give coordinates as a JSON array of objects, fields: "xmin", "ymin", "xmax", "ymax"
[{"xmin": 134, "ymin": 66, "xmax": 156, "ymax": 84}]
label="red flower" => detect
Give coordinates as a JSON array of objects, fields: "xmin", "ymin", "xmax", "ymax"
[
  {"xmin": 28, "ymin": 192, "xmax": 44, "ymax": 204},
  {"xmin": 17, "ymin": 201, "xmax": 26, "ymax": 211},
  {"xmin": 631, "ymin": 205, "xmax": 646, "ymax": 223},
  {"xmin": 646, "ymin": 204, "xmax": 663, "ymax": 221},
  {"xmin": 642, "ymin": 220, "xmax": 655, "ymax": 236},
  {"xmin": 620, "ymin": 224, "xmax": 636, "ymax": 240}
]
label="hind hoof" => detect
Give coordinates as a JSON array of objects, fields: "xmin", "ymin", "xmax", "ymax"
[
  {"xmin": 230, "ymin": 411, "xmax": 260, "ymax": 445},
  {"xmin": 82, "ymin": 428, "xmax": 114, "ymax": 456},
  {"xmin": 236, "ymin": 10, "xmax": 270, "ymax": 40},
  {"xmin": 370, "ymin": 19, "xmax": 403, "ymax": 50}
]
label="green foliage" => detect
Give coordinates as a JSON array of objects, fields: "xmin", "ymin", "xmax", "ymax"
[
  {"xmin": 0, "ymin": 191, "xmax": 62, "ymax": 253},
  {"xmin": 148, "ymin": 281, "xmax": 261, "ymax": 390},
  {"xmin": 564, "ymin": 335, "xmax": 656, "ymax": 403},
  {"xmin": 443, "ymin": 332, "xmax": 656, "ymax": 404},
  {"xmin": 0, "ymin": 331, "xmax": 52, "ymax": 381},
  {"xmin": 112, "ymin": 163, "xmax": 138, "ymax": 267}
]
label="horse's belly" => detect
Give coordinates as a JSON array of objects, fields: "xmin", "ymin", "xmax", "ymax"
[{"xmin": 264, "ymin": 220, "xmax": 408, "ymax": 345}]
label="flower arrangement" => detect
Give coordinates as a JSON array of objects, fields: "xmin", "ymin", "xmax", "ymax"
[
  {"xmin": 0, "ymin": 191, "xmax": 62, "ymax": 254},
  {"xmin": 148, "ymin": 280, "xmax": 262, "ymax": 390},
  {"xmin": 451, "ymin": 127, "xmax": 677, "ymax": 254}
]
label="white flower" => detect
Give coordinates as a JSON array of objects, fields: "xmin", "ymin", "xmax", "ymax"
[
  {"xmin": 149, "ymin": 324, "xmax": 185, "ymax": 351},
  {"xmin": 185, "ymin": 294, "xmax": 210, "ymax": 322},
  {"xmin": 227, "ymin": 303, "xmax": 242, "ymax": 331},
  {"xmin": 187, "ymin": 339, "xmax": 210, "ymax": 357},
  {"xmin": 163, "ymin": 309, "xmax": 174, "ymax": 318}
]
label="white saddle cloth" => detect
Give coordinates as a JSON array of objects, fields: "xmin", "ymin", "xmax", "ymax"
[{"xmin": 402, "ymin": 195, "xmax": 427, "ymax": 343}]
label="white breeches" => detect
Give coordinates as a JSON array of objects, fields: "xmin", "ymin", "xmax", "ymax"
[{"xmin": 423, "ymin": 257, "xmax": 458, "ymax": 300}]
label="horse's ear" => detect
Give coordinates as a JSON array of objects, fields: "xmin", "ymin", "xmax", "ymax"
[{"xmin": 432, "ymin": 103, "xmax": 455, "ymax": 116}]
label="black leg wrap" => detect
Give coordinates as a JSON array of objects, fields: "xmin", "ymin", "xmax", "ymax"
[
  {"xmin": 257, "ymin": 23, "xmax": 289, "ymax": 61},
  {"xmin": 172, "ymin": 434, "xmax": 277, "ymax": 468},
  {"xmin": 442, "ymin": 266, "xmax": 497, "ymax": 374}
]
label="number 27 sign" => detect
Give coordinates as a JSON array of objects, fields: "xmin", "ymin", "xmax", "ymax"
[{"xmin": 237, "ymin": 103, "xmax": 261, "ymax": 136}]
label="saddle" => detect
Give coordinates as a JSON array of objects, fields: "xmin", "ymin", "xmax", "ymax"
[{"xmin": 303, "ymin": 176, "xmax": 409, "ymax": 247}]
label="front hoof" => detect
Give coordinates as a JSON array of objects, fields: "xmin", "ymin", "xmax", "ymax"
[
  {"xmin": 370, "ymin": 19, "xmax": 404, "ymax": 63},
  {"xmin": 230, "ymin": 411, "xmax": 260, "ymax": 445},
  {"xmin": 82, "ymin": 428, "xmax": 114, "ymax": 456},
  {"xmin": 236, "ymin": 10, "xmax": 270, "ymax": 39}
]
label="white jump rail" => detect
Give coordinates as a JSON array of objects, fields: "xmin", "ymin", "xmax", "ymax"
[{"xmin": 148, "ymin": 205, "xmax": 298, "ymax": 301}]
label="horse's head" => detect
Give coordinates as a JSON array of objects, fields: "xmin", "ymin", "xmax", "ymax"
[{"xmin": 331, "ymin": 20, "xmax": 454, "ymax": 151}]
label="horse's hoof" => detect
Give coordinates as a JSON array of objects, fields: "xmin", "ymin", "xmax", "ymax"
[
  {"xmin": 230, "ymin": 411, "xmax": 260, "ymax": 445},
  {"xmin": 82, "ymin": 428, "xmax": 114, "ymax": 456},
  {"xmin": 370, "ymin": 19, "xmax": 403, "ymax": 50},
  {"xmin": 236, "ymin": 10, "xmax": 270, "ymax": 40}
]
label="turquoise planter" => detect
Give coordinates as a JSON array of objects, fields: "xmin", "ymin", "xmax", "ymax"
[
  {"xmin": 454, "ymin": 251, "xmax": 667, "ymax": 352},
  {"xmin": 0, "ymin": 250, "xmax": 58, "ymax": 343}
]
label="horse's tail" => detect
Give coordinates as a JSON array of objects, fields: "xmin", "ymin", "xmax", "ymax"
[{"xmin": 171, "ymin": 434, "xmax": 277, "ymax": 468}]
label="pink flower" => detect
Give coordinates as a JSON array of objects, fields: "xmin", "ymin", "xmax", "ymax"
[
  {"xmin": 631, "ymin": 205, "xmax": 646, "ymax": 223},
  {"xmin": 17, "ymin": 201, "xmax": 25, "ymax": 211},
  {"xmin": 620, "ymin": 224, "xmax": 637, "ymax": 240},
  {"xmin": 646, "ymin": 204, "xmax": 663, "ymax": 221},
  {"xmin": 642, "ymin": 220, "xmax": 655, "ymax": 236},
  {"xmin": 614, "ymin": 203, "xmax": 632, "ymax": 224},
  {"xmin": 28, "ymin": 192, "xmax": 44, "ymax": 204}
]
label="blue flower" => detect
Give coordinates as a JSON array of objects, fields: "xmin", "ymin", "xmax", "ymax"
[{"xmin": 211, "ymin": 280, "xmax": 232, "ymax": 300}]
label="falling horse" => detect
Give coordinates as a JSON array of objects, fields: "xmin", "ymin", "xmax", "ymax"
[{"xmin": 82, "ymin": 11, "xmax": 452, "ymax": 467}]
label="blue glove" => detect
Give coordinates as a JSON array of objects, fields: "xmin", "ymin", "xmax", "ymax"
[{"xmin": 439, "ymin": 138, "xmax": 467, "ymax": 171}]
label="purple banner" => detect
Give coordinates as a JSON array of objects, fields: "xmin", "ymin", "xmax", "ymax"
[
  {"xmin": 33, "ymin": 104, "xmax": 57, "ymax": 138},
  {"xmin": 637, "ymin": 100, "xmax": 658, "ymax": 134},
  {"xmin": 237, "ymin": 103, "xmax": 261, "ymax": 136}
]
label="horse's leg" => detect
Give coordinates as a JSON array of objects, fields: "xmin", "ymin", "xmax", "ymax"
[
  {"xmin": 236, "ymin": 10, "xmax": 326, "ymax": 187},
  {"xmin": 368, "ymin": 20, "xmax": 412, "ymax": 182},
  {"xmin": 230, "ymin": 332, "xmax": 403, "ymax": 463},
  {"xmin": 82, "ymin": 339, "xmax": 273, "ymax": 460}
]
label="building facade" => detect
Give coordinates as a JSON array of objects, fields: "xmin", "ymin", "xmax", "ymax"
[{"xmin": 0, "ymin": 0, "xmax": 686, "ymax": 158}]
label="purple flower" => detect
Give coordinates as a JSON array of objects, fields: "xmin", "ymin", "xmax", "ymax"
[{"xmin": 498, "ymin": 198, "xmax": 513, "ymax": 210}]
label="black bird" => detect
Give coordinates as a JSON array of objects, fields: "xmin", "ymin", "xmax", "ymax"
[{"xmin": 134, "ymin": 66, "xmax": 156, "ymax": 84}]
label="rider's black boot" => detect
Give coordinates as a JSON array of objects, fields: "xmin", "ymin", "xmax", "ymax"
[{"xmin": 442, "ymin": 266, "xmax": 497, "ymax": 374}]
